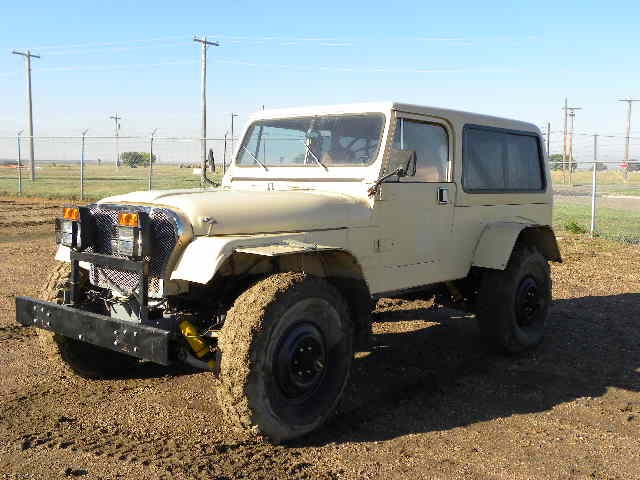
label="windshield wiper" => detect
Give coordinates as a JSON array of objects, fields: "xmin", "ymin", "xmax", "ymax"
[
  {"xmin": 302, "ymin": 140, "xmax": 328, "ymax": 171},
  {"xmin": 240, "ymin": 145, "xmax": 268, "ymax": 171}
]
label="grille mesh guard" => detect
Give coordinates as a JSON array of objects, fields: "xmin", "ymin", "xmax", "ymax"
[{"xmin": 87, "ymin": 206, "xmax": 178, "ymax": 297}]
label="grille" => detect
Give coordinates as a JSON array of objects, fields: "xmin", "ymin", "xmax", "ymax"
[{"xmin": 87, "ymin": 206, "xmax": 179, "ymax": 297}]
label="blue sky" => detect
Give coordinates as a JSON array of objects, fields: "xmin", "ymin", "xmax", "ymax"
[{"xmin": 1, "ymin": 0, "xmax": 639, "ymax": 158}]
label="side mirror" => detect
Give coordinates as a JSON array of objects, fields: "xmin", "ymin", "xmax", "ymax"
[
  {"xmin": 367, "ymin": 150, "xmax": 417, "ymax": 197},
  {"xmin": 389, "ymin": 149, "xmax": 417, "ymax": 178}
]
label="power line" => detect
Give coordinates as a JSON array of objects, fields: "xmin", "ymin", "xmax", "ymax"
[{"xmin": 32, "ymin": 35, "xmax": 187, "ymax": 51}]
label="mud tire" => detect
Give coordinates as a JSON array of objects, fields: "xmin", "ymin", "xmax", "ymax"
[
  {"xmin": 38, "ymin": 262, "xmax": 138, "ymax": 378},
  {"xmin": 217, "ymin": 272, "xmax": 353, "ymax": 442},
  {"xmin": 477, "ymin": 246, "xmax": 551, "ymax": 354}
]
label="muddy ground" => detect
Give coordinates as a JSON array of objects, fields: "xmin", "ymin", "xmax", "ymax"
[{"xmin": 1, "ymin": 196, "xmax": 639, "ymax": 480}]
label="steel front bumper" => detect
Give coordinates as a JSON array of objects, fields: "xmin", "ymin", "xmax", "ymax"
[{"xmin": 15, "ymin": 296, "xmax": 171, "ymax": 365}]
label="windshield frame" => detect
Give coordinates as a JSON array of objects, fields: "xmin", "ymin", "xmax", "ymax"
[{"xmin": 234, "ymin": 112, "xmax": 387, "ymax": 169}]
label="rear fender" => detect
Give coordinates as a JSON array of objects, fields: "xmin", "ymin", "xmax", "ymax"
[{"xmin": 472, "ymin": 222, "xmax": 561, "ymax": 270}]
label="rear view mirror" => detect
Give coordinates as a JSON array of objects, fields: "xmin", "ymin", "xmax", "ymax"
[
  {"xmin": 367, "ymin": 149, "xmax": 417, "ymax": 197},
  {"xmin": 389, "ymin": 149, "xmax": 417, "ymax": 177}
]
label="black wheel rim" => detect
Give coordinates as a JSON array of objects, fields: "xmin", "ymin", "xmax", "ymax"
[
  {"xmin": 515, "ymin": 276, "xmax": 542, "ymax": 327},
  {"xmin": 274, "ymin": 322, "xmax": 327, "ymax": 401}
]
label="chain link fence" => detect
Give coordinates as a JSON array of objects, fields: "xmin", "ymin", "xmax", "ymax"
[
  {"xmin": 1, "ymin": 131, "xmax": 639, "ymax": 244},
  {"xmin": 543, "ymin": 129, "xmax": 640, "ymax": 243},
  {"xmin": 0, "ymin": 135, "xmax": 234, "ymax": 201}
]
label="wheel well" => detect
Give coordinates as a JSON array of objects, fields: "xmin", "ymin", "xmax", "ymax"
[
  {"xmin": 515, "ymin": 226, "xmax": 562, "ymax": 263},
  {"xmin": 209, "ymin": 250, "xmax": 373, "ymax": 338}
]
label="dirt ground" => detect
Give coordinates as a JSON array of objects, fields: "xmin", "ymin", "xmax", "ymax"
[{"xmin": 1, "ymin": 196, "xmax": 639, "ymax": 480}]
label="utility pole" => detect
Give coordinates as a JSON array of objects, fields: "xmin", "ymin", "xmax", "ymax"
[
  {"xmin": 567, "ymin": 108, "xmax": 581, "ymax": 185},
  {"xmin": 546, "ymin": 122, "xmax": 551, "ymax": 159},
  {"xmin": 80, "ymin": 129, "xmax": 88, "ymax": 200},
  {"xmin": 16, "ymin": 130, "xmax": 23, "ymax": 194},
  {"xmin": 110, "ymin": 113, "xmax": 121, "ymax": 168},
  {"xmin": 12, "ymin": 49, "xmax": 40, "ymax": 181},
  {"xmin": 230, "ymin": 113, "xmax": 239, "ymax": 160},
  {"xmin": 148, "ymin": 128, "xmax": 157, "ymax": 191},
  {"xmin": 193, "ymin": 35, "xmax": 220, "ymax": 184},
  {"xmin": 562, "ymin": 98, "xmax": 568, "ymax": 184},
  {"xmin": 223, "ymin": 131, "xmax": 228, "ymax": 175},
  {"xmin": 590, "ymin": 134, "xmax": 598, "ymax": 238},
  {"xmin": 619, "ymin": 98, "xmax": 639, "ymax": 179}
]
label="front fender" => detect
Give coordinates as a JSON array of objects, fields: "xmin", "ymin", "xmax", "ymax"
[
  {"xmin": 169, "ymin": 233, "xmax": 340, "ymax": 284},
  {"xmin": 471, "ymin": 222, "xmax": 561, "ymax": 270}
]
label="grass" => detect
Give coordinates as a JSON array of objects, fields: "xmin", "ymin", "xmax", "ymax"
[
  {"xmin": 3, "ymin": 164, "xmax": 639, "ymax": 244},
  {"xmin": 0, "ymin": 164, "xmax": 218, "ymax": 201},
  {"xmin": 551, "ymin": 170, "xmax": 640, "ymax": 197},
  {"xmin": 553, "ymin": 201, "xmax": 640, "ymax": 244}
]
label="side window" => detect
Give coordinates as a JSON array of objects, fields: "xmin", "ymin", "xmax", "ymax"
[
  {"xmin": 392, "ymin": 119, "xmax": 449, "ymax": 182},
  {"xmin": 463, "ymin": 126, "xmax": 544, "ymax": 192}
]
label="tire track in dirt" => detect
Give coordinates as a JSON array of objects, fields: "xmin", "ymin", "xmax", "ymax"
[
  {"xmin": 10, "ymin": 416, "xmax": 324, "ymax": 479},
  {"xmin": 1, "ymin": 354, "xmax": 329, "ymax": 480}
]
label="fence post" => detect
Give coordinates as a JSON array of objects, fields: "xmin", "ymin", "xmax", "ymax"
[
  {"xmin": 148, "ymin": 129, "xmax": 157, "ymax": 191},
  {"xmin": 590, "ymin": 134, "xmax": 598, "ymax": 238},
  {"xmin": 16, "ymin": 130, "xmax": 23, "ymax": 195},
  {"xmin": 80, "ymin": 129, "xmax": 88, "ymax": 201}
]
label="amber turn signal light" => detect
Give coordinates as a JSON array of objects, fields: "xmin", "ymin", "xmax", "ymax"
[
  {"xmin": 62, "ymin": 207, "xmax": 80, "ymax": 221},
  {"xmin": 118, "ymin": 212, "xmax": 140, "ymax": 227}
]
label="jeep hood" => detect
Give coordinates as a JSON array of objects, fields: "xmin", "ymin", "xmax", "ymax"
[{"xmin": 99, "ymin": 188, "xmax": 372, "ymax": 235}]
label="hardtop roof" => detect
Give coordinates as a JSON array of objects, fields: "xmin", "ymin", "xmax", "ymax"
[{"xmin": 250, "ymin": 101, "xmax": 540, "ymax": 134}]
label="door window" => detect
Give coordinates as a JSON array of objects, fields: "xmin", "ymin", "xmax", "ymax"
[{"xmin": 392, "ymin": 118, "xmax": 449, "ymax": 182}]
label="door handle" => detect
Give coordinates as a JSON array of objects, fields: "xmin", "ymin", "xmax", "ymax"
[{"xmin": 437, "ymin": 187, "xmax": 449, "ymax": 205}]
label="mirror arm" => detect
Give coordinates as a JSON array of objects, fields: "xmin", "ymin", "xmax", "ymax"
[{"xmin": 367, "ymin": 167, "xmax": 403, "ymax": 197}]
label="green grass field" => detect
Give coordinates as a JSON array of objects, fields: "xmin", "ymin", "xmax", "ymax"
[
  {"xmin": 2, "ymin": 165, "xmax": 639, "ymax": 244},
  {"xmin": 0, "ymin": 164, "xmax": 216, "ymax": 200},
  {"xmin": 551, "ymin": 170, "xmax": 640, "ymax": 196},
  {"xmin": 553, "ymin": 200, "xmax": 640, "ymax": 243}
]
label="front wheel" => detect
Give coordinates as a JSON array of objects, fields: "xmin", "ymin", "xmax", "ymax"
[
  {"xmin": 38, "ymin": 262, "xmax": 139, "ymax": 378},
  {"xmin": 477, "ymin": 246, "xmax": 552, "ymax": 354},
  {"xmin": 216, "ymin": 273, "xmax": 353, "ymax": 442}
]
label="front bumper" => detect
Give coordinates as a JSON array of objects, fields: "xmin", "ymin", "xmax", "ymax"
[{"xmin": 16, "ymin": 296, "xmax": 172, "ymax": 365}]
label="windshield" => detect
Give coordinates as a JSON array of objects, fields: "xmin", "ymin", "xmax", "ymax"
[{"xmin": 236, "ymin": 113, "xmax": 385, "ymax": 167}]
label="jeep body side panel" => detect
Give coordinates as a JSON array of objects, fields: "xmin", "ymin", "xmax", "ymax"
[{"xmin": 169, "ymin": 228, "xmax": 378, "ymax": 288}]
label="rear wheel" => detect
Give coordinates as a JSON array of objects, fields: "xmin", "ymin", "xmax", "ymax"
[
  {"xmin": 217, "ymin": 273, "xmax": 353, "ymax": 442},
  {"xmin": 477, "ymin": 246, "xmax": 551, "ymax": 354},
  {"xmin": 38, "ymin": 262, "xmax": 139, "ymax": 378}
]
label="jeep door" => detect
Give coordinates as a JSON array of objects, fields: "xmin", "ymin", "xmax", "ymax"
[{"xmin": 370, "ymin": 113, "xmax": 457, "ymax": 293}]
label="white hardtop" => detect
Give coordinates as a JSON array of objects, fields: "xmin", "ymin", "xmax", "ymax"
[{"xmin": 249, "ymin": 101, "xmax": 541, "ymax": 134}]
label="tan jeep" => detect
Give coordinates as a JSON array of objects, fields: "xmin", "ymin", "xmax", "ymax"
[{"xmin": 16, "ymin": 102, "xmax": 561, "ymax": 441}]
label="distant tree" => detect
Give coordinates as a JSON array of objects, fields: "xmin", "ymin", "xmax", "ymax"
[
  {"xmin": 120, "ymin": 151, "xmax": 156, "ymax": 168},
  {"xmin": 549, "ymin": 154, "xmax": 563, "ymax": 171},
  {"xmin": 596, "ymin": 162, "xmax": 608, "ymax": 171},
  {"xmin": 549, "ymin": 153, "xmax": 576, "ymax": 172}
]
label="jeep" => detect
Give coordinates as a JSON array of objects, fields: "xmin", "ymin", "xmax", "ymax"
[{"xmin": 16, "ymin": 102, "xmax": 561, "ymax": 442}]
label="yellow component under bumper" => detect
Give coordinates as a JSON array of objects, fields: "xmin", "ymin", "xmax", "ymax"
[{"xmin": 179, "ymin": 319, "xmax": 217, "ymax": 371}]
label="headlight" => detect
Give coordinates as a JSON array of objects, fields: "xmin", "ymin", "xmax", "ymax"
[
  {"xmin": 111, "ymin": 211, "xmax": 148, "ymax": 258},
  {"xmin": 54, "ymin": 206, "xmax": 94, "ymax": 250},
  {"xmin": 55, "ymin": 218, "xmax": 75, "ymax": 247},
  {"xmin": 113, "ymin": 225, "xmax": 141, "ymax": 257}
]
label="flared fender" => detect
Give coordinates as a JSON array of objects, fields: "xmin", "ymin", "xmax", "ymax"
[{"xmin": 472, "ymin": 222, "xmax": 561, "ymax": 270}]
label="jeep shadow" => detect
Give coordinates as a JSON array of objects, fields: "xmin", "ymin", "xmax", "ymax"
[{"xmin": 300, "ymin": 293, "xmax": 640, "ymax": 445}]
